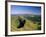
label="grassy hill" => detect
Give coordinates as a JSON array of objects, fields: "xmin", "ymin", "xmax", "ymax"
[{"xmin": 11, "ymin": 15, "xmax": 41, "ymax": 32}]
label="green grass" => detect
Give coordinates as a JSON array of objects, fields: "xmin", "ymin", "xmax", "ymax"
[{"xmin": 11, "ymin": 15, "xmax": 41, "ymax": 32}]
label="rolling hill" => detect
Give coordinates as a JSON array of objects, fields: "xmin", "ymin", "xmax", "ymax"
[{"xmin": 11, "ymin": 15, "xmax": 41, "ymax": 32}]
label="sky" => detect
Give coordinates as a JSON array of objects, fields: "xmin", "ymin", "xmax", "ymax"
[{"xmin": 11, "ymin": 5, "xmax": 41, "ymax": 15}]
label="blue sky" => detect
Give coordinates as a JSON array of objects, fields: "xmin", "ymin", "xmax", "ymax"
[{"xmin": 11, "ymin": 5, "xmax": 41, "ymax": 15}]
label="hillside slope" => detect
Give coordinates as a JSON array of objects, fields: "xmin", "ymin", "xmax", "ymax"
[{"xmin": 11, "ymin": 15, "xmax": 41, "ymax": 32}]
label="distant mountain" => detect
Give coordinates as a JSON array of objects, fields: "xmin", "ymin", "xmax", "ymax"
[{"xmin": 11, "ymin": 14, "xmax": 41, "ymax": 16}]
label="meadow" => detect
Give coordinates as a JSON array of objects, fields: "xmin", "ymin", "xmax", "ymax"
[{"xmin": 11, "ymin": 14, "xmax": 41, "ymax": 32}]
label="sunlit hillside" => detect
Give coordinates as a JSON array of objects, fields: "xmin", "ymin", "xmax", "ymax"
[{"xmin": 11, "ymin": 15, "xmax": 41, "ymax": 32}]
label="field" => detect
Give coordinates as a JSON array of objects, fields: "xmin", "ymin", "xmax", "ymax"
[{"xmin": 11, "ymin": 14, "xmax": 41, "ymax": 32}]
